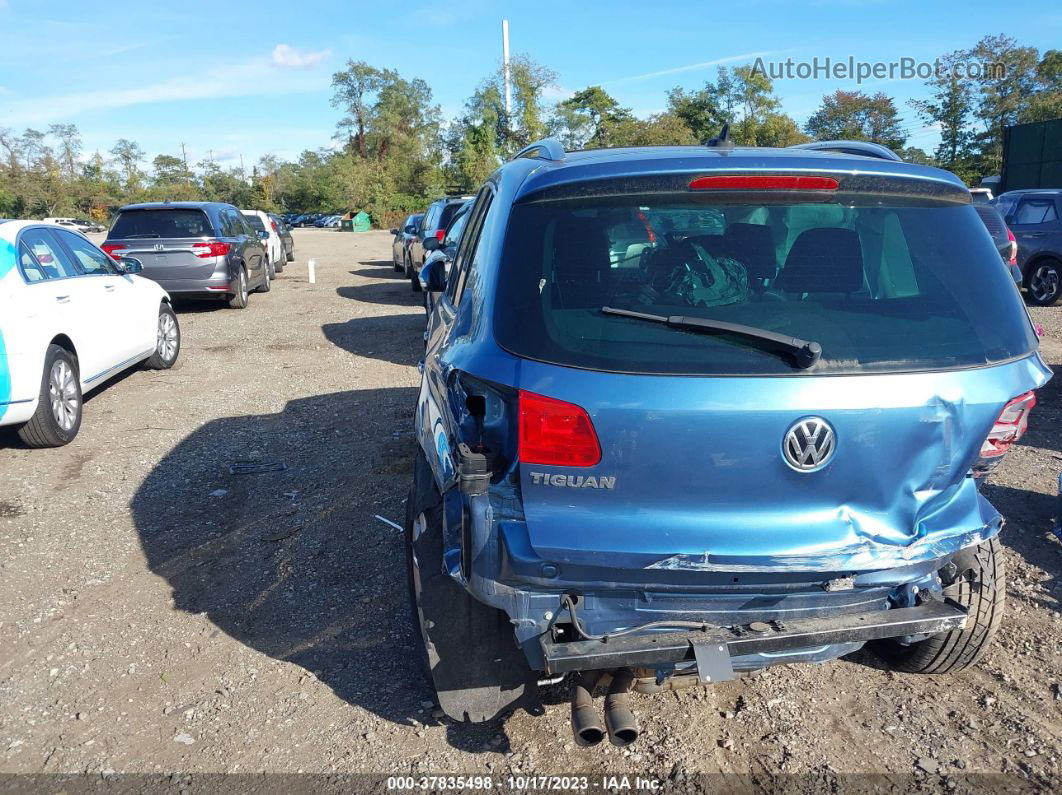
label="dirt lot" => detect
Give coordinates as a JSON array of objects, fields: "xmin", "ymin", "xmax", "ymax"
[{"xmin": 1, "ymin": 229, "xmax": 1059, "ymax": 789}]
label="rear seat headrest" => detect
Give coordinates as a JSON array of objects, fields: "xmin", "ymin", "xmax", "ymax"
[{"xmin": 776, "ymin": 227, "xmax": 864, "ymax": 294}]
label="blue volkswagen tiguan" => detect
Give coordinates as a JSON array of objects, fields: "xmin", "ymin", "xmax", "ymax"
[{"xmin": 407, "ymin": 136, "xmax": 1048, "ymax": 746}]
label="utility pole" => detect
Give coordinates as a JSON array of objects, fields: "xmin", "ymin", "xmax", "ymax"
[
  {"xmin": 239, "ymin": 154, "xmax": 245, "ymax": 180},
  {"xmin": 502, "ymin": 19, "xmax": 512, "ymax": 121},
  {"xmin": 180, "ymin": 142, "xmax": 189, "ymax": 182}
]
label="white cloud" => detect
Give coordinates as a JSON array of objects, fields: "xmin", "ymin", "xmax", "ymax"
[
  {"xmin": 271, "ymin": 44, "xmax": 330, "ymax": 70},
  {"xmin": 605, "ymin": 51, "xmax": 789, "ymax": 85},
  {"xmin": 0, "ymin": 55, "xmax": 328, "ymax": 125}
]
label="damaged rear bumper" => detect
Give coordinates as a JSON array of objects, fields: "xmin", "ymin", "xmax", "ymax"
[{"xmin": 539, "ymin": 599, "xmax": 967, "ymax": 677}]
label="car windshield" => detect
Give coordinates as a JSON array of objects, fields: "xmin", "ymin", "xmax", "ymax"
[
  {"xmin": 242, "ymin": 213, "xmax": 266, "ymax": 231},
  {"xmin": 494, "ymin": 196, "xmax": 1038, "ymax": 375},
  {"xmin": 111, "ymin": 209, "xmax": 212, "ymax": 239}
]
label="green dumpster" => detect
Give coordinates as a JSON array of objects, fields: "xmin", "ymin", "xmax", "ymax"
[{"xmin": 351, "ymin": 210, "xmax": 371, "ymax": 232}]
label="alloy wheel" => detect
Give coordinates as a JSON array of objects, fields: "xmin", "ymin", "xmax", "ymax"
[
  {"xmin": 157, "ymin": 313, "xmax": 178, "ymax": 362},
  {"xmin": 1031, "ymin": 264, "xmax": 1060, "ymax": 303},
  {"xmin": 49, "ymin": 359, "xmax": 79, "ymax": 431}
]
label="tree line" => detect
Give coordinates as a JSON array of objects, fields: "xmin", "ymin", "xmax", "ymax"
[{"xmin": 1, "ymin": 34, "xmax": 1058, "ymax": 227}]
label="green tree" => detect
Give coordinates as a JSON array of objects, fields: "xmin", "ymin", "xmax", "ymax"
[
  {"xmin": 805, "ymin": 90, "xmax": 907, "ymax": 150},
  {"xmin": 910, "ymin": 50, "xmax": 978, "ymax": 180},
  {"xmin": 109, "ymin": 138, "xmax": 145, "ymax": 191},
  {"xmin": 969, "ymin": 35, "xmax": 1041, "ymax": 175},
  {"xmin": 553, "ymin": 86, "xmax": 633, "ymax": 148}
]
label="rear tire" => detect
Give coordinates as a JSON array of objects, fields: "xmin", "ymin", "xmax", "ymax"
[
  {"xmin": 18, "ymin": 345, "xmax": 82, "ymax": 448},
  {"xmin": 228, "ymin": 267, "xmax": 249, "ymax": 308},
  {"xmin": 258, "ymin": 264, "xmax": 271, "ymax": 293},
  {"xmin": 1025, "ymin": 258, "xmax": 1062, "ymax": 307},
  {"xmin": 404, "ymin": 450, "xmax": 533, "ymax": 721},
  {"xmin": 285, "ymin": 250, "xmax": 294, "ymax": 263},
  {"xmin": 878, "ymin": 538, "xmax": 1005, "ymax": 674},
  {"xmin": 144, "ymin": 303, "xmax": 180, "ymax": 370}
]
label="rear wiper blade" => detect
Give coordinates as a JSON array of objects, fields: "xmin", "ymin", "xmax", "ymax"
[
  {"xmin": 123, "ymin": 233, "xmax": 161, "ymax": 238},
  {"xmin": 600, "ymin": 306, "xmax": 822, "ymax": 369}
]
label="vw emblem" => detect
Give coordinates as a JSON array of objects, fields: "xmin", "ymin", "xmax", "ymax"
[
  {"xmin": 153, "ymin": 243, "xmax": 164, "ymax": 252},
  {"xmin": 782, "ymin": 417, "xmax": 836, "ymax": 472}
]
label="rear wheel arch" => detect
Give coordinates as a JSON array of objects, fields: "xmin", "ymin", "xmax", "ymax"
[{"xmin": 48, "ymin": 334, "xmax": 78, "ymax": 368}]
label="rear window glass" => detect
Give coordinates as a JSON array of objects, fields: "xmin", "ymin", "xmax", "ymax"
[
  {"xmin": 439, "ymin": 203, "xmax": 463, "ymax": 230},
  {"xmin": 242, "ymin": 213, "xmax": 266, "ymax": 231},
  {"xmin": 494, "ymin": 197, "xmax": 1038, "ymax": 375},
  {"xmin": 111, "ymin": 209, "xmax": 213, "ymax": 239}
]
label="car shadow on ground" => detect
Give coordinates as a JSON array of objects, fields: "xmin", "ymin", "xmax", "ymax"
[
  {"xmin": 335, "ymin": 281, "xmax": 422, "ymax": 308},
  {"xmin": 350, "ymin": 267, "xmax": 406, "ymax": 281},
  {"xmin": 130, "ymin": 386, "xmax": 543, "ymax": 752},
  {"xmin": 321, "ymin": 315, "xmax": 425, "ymax": 367}
]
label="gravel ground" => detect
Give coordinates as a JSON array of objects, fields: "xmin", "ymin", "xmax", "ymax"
[{"xmin": 0, "ymin": 229, "xmax": 1059, "ymax": 789}]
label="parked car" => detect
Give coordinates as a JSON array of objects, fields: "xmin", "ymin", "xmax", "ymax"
[
  {"xmin": 969, "ymin": 187, "xmax": 994, "ymax": 204},
  {"xmin": 390, "ymin": 213, "xmax": 423, "ymax": 271},
  {"xmin": 42, "ymin": 217, "xmax": 105, "ymax": 234},
  {"xmin": 408, "ymin": 138, "xmax": 1047, "ymax": 739},
  {"xmin": 973, "ymin": 204, "xmax": 1021, "ymax": 284},
  {"xmin": 269, "ymin": 213, "xmax": 294, "ymax": 264},
  {"xmin": 101, "ymin": 202, "xmax": 270, "ymax": 308},
  {"xmin": 406, "ymin": 196, "xmax": 472, "ymax": 290},
  {"xmin": 993, "ymin": 189, "xmax": 1062, "ymax": 306},
  {"xmin": 418, "ymin": 199, "xmax": 472, "ymax": 316},
  {"xmin": 0, "ymin": 220, "xmax": 180, "ymax": 447},
  {"xmin": 241, "ymin": 209, "xmax": 284, "ymax": 276}
]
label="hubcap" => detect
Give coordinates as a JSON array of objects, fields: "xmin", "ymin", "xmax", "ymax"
[
  {"xmin": 1031, "ymin": 265, "xmax": 1059, "ymax": 302},
  {"xmin": 48, "ymin": 359, "xmax": 78, "ymax": 431},
  {"xmin": 157, "ymin": 312, "xmax": 178, "ymax": 361}
]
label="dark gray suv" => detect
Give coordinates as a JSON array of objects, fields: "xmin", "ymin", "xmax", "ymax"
[
  {"xmin": 103, "ymin": 202, "xmax": 270, "ymax": 308},
  {"xmin": 994, "ymin": 189, "xmax": 1062, "ymax": 306}
]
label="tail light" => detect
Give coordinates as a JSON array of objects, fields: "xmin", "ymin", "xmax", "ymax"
[
  {"xmin": 519, "ymin": 390, "xmax": 601, "ymax": 467},
  {"xmin": 271, "ymin": 221, "xmax": 279, "ymax": 233},
  {"xmin": 101, "ymin": 243, "xmax": 127, "ymax": 261},
  {"xmin": 1006, "ymin": 226, "xmax": 1017, "ymax": 265},
  {"xmin": 191, "ymin": 241, "xmax": 231, "ymax": 258},
  {"xmin": 689, "ymin": 175, "xmax": 839, "ymax": 191},
  {"xmin": 434, "ymin": 229, "xmax": 446, "ymax": 242},
  {"xmin": 980, "ymin": 391, "xmax": 1036, "ymax": 458}
]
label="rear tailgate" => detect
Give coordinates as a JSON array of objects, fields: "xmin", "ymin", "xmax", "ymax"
[{"xmin": 104, "ymin": 209, "xmax": 220, "ymax": 279}]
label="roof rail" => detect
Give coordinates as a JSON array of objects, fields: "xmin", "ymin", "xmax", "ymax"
[
  {"xmin": 788, "ymin": 140, "xmax": 902, "ymax": 162},
  {"xmin": 512, "ymin": 138, "xmax": 566, "ymax": 163}
]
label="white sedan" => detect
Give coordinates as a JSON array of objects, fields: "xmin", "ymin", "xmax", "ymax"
[{"xmin": 0, "ymin": 220, "xmax": 180, "ymax": 447}]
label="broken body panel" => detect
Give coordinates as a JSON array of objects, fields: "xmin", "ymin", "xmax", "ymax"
[{"xmin": 415, "ymin": 148, "xmax": 1048, "ymax": 680}]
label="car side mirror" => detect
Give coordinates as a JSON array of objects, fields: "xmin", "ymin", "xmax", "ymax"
[
  {"xmin": 389, "ymin": 228, "xmax": 399, "ymax": 235},
  {"xmin": 257, "ymin": 229, "xmax": 269, "ymax": 240},
  {"xmin": 422, "ymin": 236, "xmax": 440, "ymax": 252},
  {"xmin": 419, "ymin": 258, "xmax": 447, "ymax": 293},
  {"xmin": 404, "ymin": 224, "xmax": 417, "ymax": 234},
  {"xmin": 117, "ymin": 256, "xmax": 143, "ymax": 274}
]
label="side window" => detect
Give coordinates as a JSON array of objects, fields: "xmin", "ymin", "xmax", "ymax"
[
  {"xmin": 235, "ymin": 213, "xmax": 256, "ymax": 237},
  {"xmin": 446, "ymin": 188, "xmax": 494, "ymax": 305},
  {"xmin": 18, "ymin": 242, "xmax": 49, "ymax": 282},
  {"xmin": 422, "ymin": 204, "xmax": 438, "ymax": 233},
  {"xmin": 18, "ymin": 228, "xmax": 80, "ymax": 280},
  {"xmin": 55, "ymin": 230, "xmax": 116, "ymax": 275},
  {"xmin": 1013, "ymin": 199, "xmax": 1059, "ymax": 225},
  {"xmin": 219, "ymin": 210, "xmax": 238, "ymax": 237}
]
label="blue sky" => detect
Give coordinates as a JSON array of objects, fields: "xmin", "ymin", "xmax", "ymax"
[{"xmin": 0, "ymin": 0, "xmax": 1057, "ymax": 170}]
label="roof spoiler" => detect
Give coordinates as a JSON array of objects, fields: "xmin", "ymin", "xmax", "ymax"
[
  {"xmin": 788, "ymin": 140, "xmax": 901, "ymax": 162},
  {"xmin": 512, "ymin": 139, "xmax": 566, "ymax": 163}
]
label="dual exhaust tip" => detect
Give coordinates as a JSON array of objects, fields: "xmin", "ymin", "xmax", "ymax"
[{"xmin": 570, "ymin": 668, "xmax": 638, "ymax": 747}]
